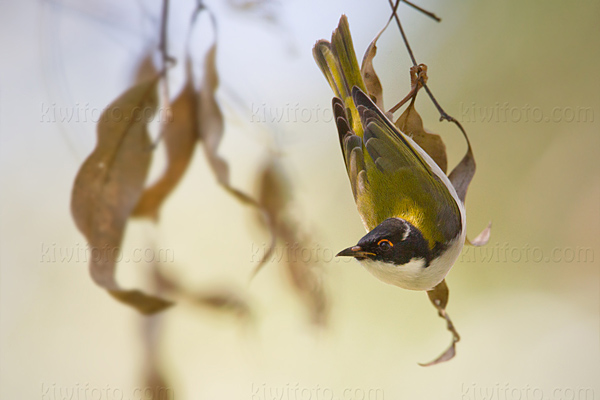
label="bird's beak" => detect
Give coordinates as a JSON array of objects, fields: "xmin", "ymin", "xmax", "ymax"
[{"xmin": 336, "ymin": 245, "xmax": 375, "ymax": 259}]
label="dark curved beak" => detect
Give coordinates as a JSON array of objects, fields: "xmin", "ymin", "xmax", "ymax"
[{"xmin": 336, "ymin": 245, "xmax": 375, "ymax": 259}]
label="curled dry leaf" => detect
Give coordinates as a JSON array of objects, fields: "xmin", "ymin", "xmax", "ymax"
[
  {"xmin": 141, "ymin": 302, "xmax": 171, "ymax": 400},
  {"xmin": 155, "ymin": 269, "xmax": 253, "ymax": 321},
  {"xmin": 394, "ymin": 66, "xmax": 448, "ymax": 173},
  {"xmin": 448, "ymin": 144, "xmax": 475, "ymax": 204},
  {"xmin": 71, "ymin": 78, "xmax": 172, "ymax": 314},
  {"xmin": 395, "ymin": 99, "xmax": 448, "ymax": 174},
  {"xmin": 143, "ymin": 367, "xmax": 172, "ymax": 400},
  {"xmin": 198, "ymin": 43, "xmax": 255, "ymax": 205},
  {"xmin": 281, "ymin": 225, "xmax": 328, "ymax": 326},
  {"xmin": 190, "ymin": 290, "xmax": 253, "ymax": 320},
  {"xmin": 446, "ymin": 134, "xmax": 492, "ymax": 244},
  {"xmin": 255, "ymin": 158, "xmax": 328, "ymax": 325},
  {"xmin": 419, "ymin": 279, "xmax": 460, "ymax": 367},
  {"xmin": 466, "ymin": 220, "xmax": 492, "ymax": 247},
  {"xmin": 133, "ymin": 59, "xmax": 198, "ymax": 220},
  {"xmin": 134, "ymin": 51, "xmax": 159, "ymax": 84},
  {"xmin": 360, "ymin": 20, "xmax": 390, "ymax": 110},
  {"xmin": 251, "ymin": 157, "xmax": 290, "ymax": 278},
  {"xmin": 195, "ymin": 35, "xmax": 277, "ymax": 269}
]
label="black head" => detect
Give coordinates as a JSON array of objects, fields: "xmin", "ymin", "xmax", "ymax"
[{"xmin": 336, "ymin": 218, "xmax": 438, "ymax": 266}]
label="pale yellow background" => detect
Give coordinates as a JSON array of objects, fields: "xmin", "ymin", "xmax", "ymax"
[{"xmin": 1, "ymin": 0, "xmax": 598, "ymax": 399}]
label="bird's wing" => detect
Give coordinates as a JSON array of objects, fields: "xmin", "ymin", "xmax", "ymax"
[
  {"xmin": 335, "ymin": 87, "xmax": 462, "ymax": 247},
  {"xmin": 313, "ymin": 15, "xmax": 366, "ymax": 136}
]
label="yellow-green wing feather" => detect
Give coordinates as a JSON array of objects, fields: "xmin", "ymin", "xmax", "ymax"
[
  {"xmin": 353, "ymin": 87, "xmax": 462, "ymax": 245},
  {"xmin": 313, "ymin": 15, "xmax": 366, "ymax": 136},
  {"xmin": 313, "ymin": 16, "xmax": 462, "ymax": 247}
]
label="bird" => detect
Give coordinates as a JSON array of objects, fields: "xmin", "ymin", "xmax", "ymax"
[{"xmin": 313, "ymin": 15, "xmax": 466, "ymax": 292}]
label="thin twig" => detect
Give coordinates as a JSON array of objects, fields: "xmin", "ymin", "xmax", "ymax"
[
  {"xmin": 402, "ymin": 0, "xmax": 441, "ymax": 22},
  {"xmin": 389, "ymin": 0, "xmax": 417, "ymax": 65},
  {"xmin": 159, "ymin": 0, "xmax": 171, "ymax": 74},
  {"xmin": 387, "ymin": 0, "xmax": 471, "ymax": 144},
  {"xmin": 152, "ymin": 0, "xmax": 172, "ymax": 149}
]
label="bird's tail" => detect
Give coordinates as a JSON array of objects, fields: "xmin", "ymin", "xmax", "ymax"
[{"xmin": 313, "ymin": 15, "xmax": 367, "ymax": 135}]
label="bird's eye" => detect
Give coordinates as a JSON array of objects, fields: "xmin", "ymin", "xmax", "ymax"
[{"xmin": 377, "ymin": 239, "xmax": 393, "ymax": 251}]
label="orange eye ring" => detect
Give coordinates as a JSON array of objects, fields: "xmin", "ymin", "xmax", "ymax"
[{"xmin": 377, "ymin": 239, "xmax": 393, "ymax": 249}]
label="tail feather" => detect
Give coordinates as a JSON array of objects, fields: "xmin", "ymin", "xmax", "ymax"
[{"xmin": 313, "ymin": 15, "xmax": 366, "ymax": 136}]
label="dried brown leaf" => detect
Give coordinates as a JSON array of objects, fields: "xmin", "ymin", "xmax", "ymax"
[
  {"xmin": 395, "ymin": 100, "xmax": 448, "ymax": 173},
  {"xmin": 141, "ymin": 303, "xmax": 171, "ymax": 400},
  {"xmin": 133, "ymin": 60, "xmax": 198, "ymax": 220},
  {"xmin": 250, "ymin": 158, "xmax": 290, "ymax": 277},
  {"xmin": 154, "ymin": 269, "xmax": 253, "ymax": 320},
  {"xmin": 191, "ymin": 291, "xmax": 253, "ymax": 320},
  {"xmin": 466, "ymin": 221, "xmax": 492, "ymax": 246},
  {"xmin": 135, "ymin": 52, "xmax": 159, "ymax": 84},
  {"xmin": 194, "ymin": 38, "xmax": 276, "ymax": 276},
  {"xmin": 360, "ymin": 19, "xmax": 391, "ymax": 110},
  {"xmin": 71, "ymin": 78, "xmax": 172, "ymax": 314},
  {"xmin": 393, "ymin": 66, "xmax": 448, "ymax": 174},
  {"xmin": 448, "ymin": 144, "xmax": 475, "ymax": 203},
  {"xmin": 197, "ymin": 42, "xmax": 259, "ymax": 206},
  {"xmin": 419, "ymin": 280, "xmax": 460, "ymax": 366},
  {"xmin": 254, "ymin": 159, "xmax": 328, "ymax": 325},
  {"xmin": 143, "ymin": 368, "xmax": 172, "ymax": 400},
  {"xmin": 281, "ymin": 226, "xmax": 328, "ymax": 326}
]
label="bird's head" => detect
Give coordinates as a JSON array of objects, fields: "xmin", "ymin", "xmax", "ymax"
[{"xmin": 336, "ymin": 218, "xmax": 434, "ymax": 267}]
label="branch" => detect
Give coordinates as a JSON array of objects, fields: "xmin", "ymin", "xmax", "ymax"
[{"xmin": 387, "ymin": 0, "xmax": 471, "ymax": 144}]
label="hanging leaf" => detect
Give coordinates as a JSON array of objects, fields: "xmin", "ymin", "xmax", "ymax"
[
  {"xmin": 419, "ymin": 279, "xmax": 460, "ymax": 366},
  {"xmin": 393, "ymin": 65, "xmax": 448, "ymax": 173},
  {"xmin": 134, "ymin": 51, "xmax": 159, "ymax": 84},
  {"xmin": 281, "ymin": 225, "xmax": 328, "ymax": 326},
  {"xmin": 254, "ymin": 158, "xmax": 328, "ymax": 325},
  {"xmin": 197, "ymin": 43, "xmax": 253, "ymax": 204},
  {"xmin": 395, "ymin": 100, "xmax": 448, "ymax": 173},
  {"xmin": 133, "ymin": 59, "xmax": 199, "ymax": 220},
  {"xmin": 155, "ymin": 270, "xmax": 253, "ymax": 321},
  {"xmin": 189, "ymin": 290, "xmax": 253, "ymax": 319},
  {"xmin": 448, "ymin": 144, "xmax": 475, "ymax": 203},
  {"xmin": 466, "ymin": 221, "xmax": 492, "ymax": 247},
  {"xmin": 360, "ymin": 17, "xmax": 392, "ymax": 110},
  {"xmin": 195, "ymin": 30, "xmax": 277, "ymax": 272},
  {"xmin": 71, "ymin": 78, "xmax": 172, "ymax": 314},
  {"xmin": 446, "ymin": 131, "xmax": 492, "ymax": 244}
]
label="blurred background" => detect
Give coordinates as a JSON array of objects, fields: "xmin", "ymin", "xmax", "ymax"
[{"xmin": 1, "ymin": 0, "xmax": 599, "ymax": 399}]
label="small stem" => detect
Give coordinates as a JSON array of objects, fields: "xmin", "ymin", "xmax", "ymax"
[
  {"xmin": 152, "ymin": 0, "xmax": 172, "ymax": 149},
  {"xmin": 388, "ymin": 85, "xmax": 417, "ymax": 114},
  {"xmin": 388, "ymin": 0, "xmax": 471, "ymax": 145},
  {"xmin": 388, "ymin": 0, "xmax": 418, "ymax": 66},
  {"xmin": 159, "ymin": 0, "xmax": 170, "ymax": 74},
  {"xmin": 402, "ymin": 0, "xmax": 442, "ymax": 22}
]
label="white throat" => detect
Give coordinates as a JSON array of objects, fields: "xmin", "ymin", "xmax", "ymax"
[{"xmin": 358, "ymin": 235, "xmax": 464, "ymax": 291}]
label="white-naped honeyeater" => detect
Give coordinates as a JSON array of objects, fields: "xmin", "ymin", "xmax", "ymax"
[{"xmin": 312, "ymin": 16, "xmax": 466, "ymax": 292}]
